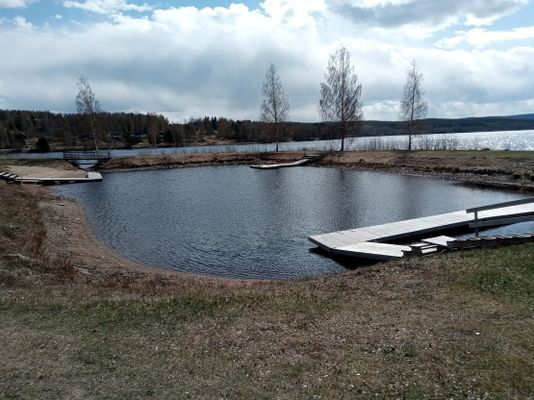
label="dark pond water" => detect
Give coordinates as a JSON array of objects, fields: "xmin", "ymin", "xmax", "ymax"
[{"xmin": 55, "ymin": 166, "xmax": 532, "ymax": 280}]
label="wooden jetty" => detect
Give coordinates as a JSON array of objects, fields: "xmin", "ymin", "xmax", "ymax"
[
  {"xmin": 251, "ymin": 155, "xmax": 321, "ymax": 169},
  {"xmin": 309, "ymin": 198, "xmax": 534, "ymax": 260},
  {"xmin": 0, "ymin": 170, "xmax": 102, "ymax": 185}
]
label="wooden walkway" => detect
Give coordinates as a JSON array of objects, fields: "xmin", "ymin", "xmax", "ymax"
[
  {"xmin": 309, "ymin": 199, "xmax": 534, "ymax": 260},
  {"xmin": 0, "ymin": 170, "xmax": 102, "ymax": 185}
]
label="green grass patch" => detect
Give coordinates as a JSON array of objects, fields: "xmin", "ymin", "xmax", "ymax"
[{"xmin": 448, "ymin": 245, "xmax": 534, "ymax": 308}]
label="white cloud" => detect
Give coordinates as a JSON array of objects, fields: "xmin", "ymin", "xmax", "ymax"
[
  {"xmin": 0, "ymin": 0, "xmax": 35, "ymax": 8},
  {"xmin": 0, "ymin": 2, "xmax": 533, "ymax": 121},
  {"xmin": 261, "ymin": 0, "xmax": 326, "ymax": 27},
  {"xmin": 435, "ymin": 26, "xmax": 534, "ymax": 49},
  {"xmin": 63, "ymin": 0, "xmax": 151, "ymax": 14},
  {"xmin": 12, "ymin": 15, "xmax": 33, "ymax": 30}
]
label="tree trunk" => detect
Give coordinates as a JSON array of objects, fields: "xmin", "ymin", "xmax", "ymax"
[
  {"xmin": 275, "ymin": 123, "xmax": 279, "ymax": 152},
  {"xmin": 408, "ymin": 87, "xmax": 415, "ymax": 151},
  {"xmin": 90, "ymin": 113, "xmax": 98, "ymax": 152},
  {"xmin": 340, "ymin": 122, "xmax": 346, "ymax": 152}
]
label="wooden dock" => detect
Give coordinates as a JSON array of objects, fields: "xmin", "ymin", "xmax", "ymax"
[
  {"xmin": 0, "ymin": 170, "xmax": 102, "ymax": 185},
  {"xmin": 309, "ymin": 199, "xmax": 534, "ymax": 260}
]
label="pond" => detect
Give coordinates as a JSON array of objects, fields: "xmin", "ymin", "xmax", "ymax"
[{"xmin": 55, "ymin": 166, "xmax": 532, "ymax": 280}]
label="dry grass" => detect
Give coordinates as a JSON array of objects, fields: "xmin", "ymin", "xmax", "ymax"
[
  {"xmin": 319, "ymin": 150, "xmax": 534, "ymax": 176},
  {"xmin": 1, "ymin": 247, "xmax": 533, "ymax": 399},
  {"xmin": 1, "ymin": 181, "xmax": 533, "ymax": 399},
  {"xmin": 319, "ymin": 150, "xmax": 534, "ymax": 191}
]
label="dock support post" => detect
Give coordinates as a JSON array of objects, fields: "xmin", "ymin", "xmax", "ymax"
[{"xmin": 474, "ymin": 210, "xmax": 479, "ymax": 237}]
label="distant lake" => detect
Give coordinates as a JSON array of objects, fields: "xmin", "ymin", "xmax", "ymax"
[
  {"xmin": 6, "ymin": 129, "xmax": 534, "ymax": 159},
  {"xmin": 55, "ymin": 166, "xmax": 533, "ymax": 280}
]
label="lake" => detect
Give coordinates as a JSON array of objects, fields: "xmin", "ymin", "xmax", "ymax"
[
  {"xmin": 6, "ymin": 129, "xmax": 534, "ymax": 159},
  {"xmin": 54, "ymin": 166, "xmax": 533, "ymax": 280}
]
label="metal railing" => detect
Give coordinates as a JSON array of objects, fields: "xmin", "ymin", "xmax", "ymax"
[{"xmin": 466, "ymin": 197, "xmax": 534, "ymax": 237}]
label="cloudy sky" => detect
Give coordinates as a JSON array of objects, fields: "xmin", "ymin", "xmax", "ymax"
[{"xmin": 0, "ymin": 0, "xmax": 533, "ymax": 122}]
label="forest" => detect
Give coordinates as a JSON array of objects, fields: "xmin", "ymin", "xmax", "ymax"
[{"xmin": 0, "ymin": 108, "xmax": 533, "ymax": 152}]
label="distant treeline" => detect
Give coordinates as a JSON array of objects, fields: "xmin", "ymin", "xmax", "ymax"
[{"xmin": 0, "ymin": 108, "xmax": 533, "ymax": 151}]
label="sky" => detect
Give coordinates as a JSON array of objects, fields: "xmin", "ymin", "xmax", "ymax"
[{"xmin": 0, "ymin": 0, "xmax": 533, "ymax": 122}]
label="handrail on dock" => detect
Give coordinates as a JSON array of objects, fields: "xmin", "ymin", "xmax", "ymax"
[
  {"xmin": 466, "ymin": 197, "xmax": 534, "ymax": 213},
  {"xmin": 466, "ymin": 197, "xmax": 534, "ymax": 237}
]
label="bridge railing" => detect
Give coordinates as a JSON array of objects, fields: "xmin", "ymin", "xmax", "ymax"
[
  {"xmin": 63, "ymin": 150, "xmax": 112, "ymax": 160},
  {"xmin": 466, "ymin": 197, "xmax": 534, "ymax": 236}
]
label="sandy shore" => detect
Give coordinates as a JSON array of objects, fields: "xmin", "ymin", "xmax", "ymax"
[
  {"xmin": 38, "ymin": 190, "xmax": 264, "ymax": 289},
  {"xmin": 5, "ymin": 165, "xmax": 87, "ymax": 179}
]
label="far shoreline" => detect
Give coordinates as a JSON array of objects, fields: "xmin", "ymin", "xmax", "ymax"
[{"xmin": 96, "ymin": 149, "xmax": 534, "ymax": 192}]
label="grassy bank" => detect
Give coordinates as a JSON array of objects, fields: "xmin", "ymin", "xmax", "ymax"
[
  {"xmin": 98, "ymin": 151, "xmax": 304, "ymax": 170},
  {"xmin": 320, "ymin": 150, "xmax": 534, "ymax": 178},
  {"xmin": 1, "ymin": 182, "xmax": 533, "ymax": 399}
]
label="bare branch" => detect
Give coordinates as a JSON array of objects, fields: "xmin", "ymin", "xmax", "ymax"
[
  {"xmin": 260, "ymin": 63, "xmax": 290, "ymax": 151},
  {"xmin": 319, "ymin": 46, "xmax": 363, "ymax": 151},
  {"xmin": 75, "ymin": 77, "xmax": 101, "ymax": 151},
  {"xmin": 400, "ymin": 60, "xmax": 427, "ymax": 150}
]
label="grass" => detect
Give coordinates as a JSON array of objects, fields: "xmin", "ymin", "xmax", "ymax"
[
  {"xmin": 451, "ymin": 244, "xmax": 534, "ymax": 307},
  {"xmin": 1, "ymin": 176, "xmax": 534, "ymax": 399},
  {"xmin": 2, "ymin": 254, "xmax": 533, "ymax": 398}
]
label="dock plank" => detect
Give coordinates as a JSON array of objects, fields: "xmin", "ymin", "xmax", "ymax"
[
  {"xmin": 422, "ymin": 236, "xmax": 455, "ymax": 247},
  {"xmin": 16, "ymin": 172, "xmax": 103, "ymax": 184},
  {"xmin": 335, "ymin": 243, "xmax": 411, "ymax": 260}
]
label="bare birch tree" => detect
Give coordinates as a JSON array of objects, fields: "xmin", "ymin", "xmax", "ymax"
[
  {"xmin": 319, "ymin": 46, "xmax": 363, "ymax": 152},
  {"xmin": 75, "ymin": 77, "xmax": 101, "ymax": 151},
  {"xmin": 400, "ymin": 60, "xmax": 427, "ymax": 151},
  {"xmin": 260, "ymin": 63, "xmax": 289, "ymax": 152}
]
